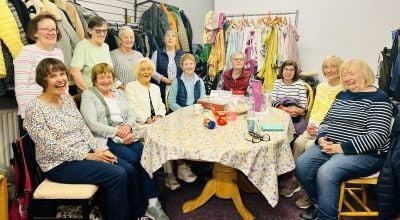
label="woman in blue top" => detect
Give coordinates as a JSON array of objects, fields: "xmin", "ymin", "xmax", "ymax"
[
  {"xmin": 168, "ymin": 53, "xmax": 205, "ymax": 112},
  {"xmin": 295, "ymin": 59, "xmax": 393, "ymax": 220}
]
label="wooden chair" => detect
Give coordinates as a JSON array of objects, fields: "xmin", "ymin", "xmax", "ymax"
[
  {"xmin": 337, "ymin": 172, "xmax": 379, "ymax": 219},
  {"xmin": 165, "ymin": 86, "xmax": 171, "ymax": 113},
  {"xmin": 0, "ymin": 175, "xmax": 8, "ymax": 220},
  {"xmin": 305, "ymin": 82, "xmax": 314, "ymax": 119},
  {"xmin": 12, "ymin": 135, "xmax": 98, "ymax": 220}
]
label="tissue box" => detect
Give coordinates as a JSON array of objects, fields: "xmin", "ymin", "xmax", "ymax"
[{"xmin": 197, "ymin": 97, "xmax": 227, "ymax": 111}]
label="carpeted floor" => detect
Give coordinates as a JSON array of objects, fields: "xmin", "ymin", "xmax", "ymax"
[{"xmin": 155, "ymin": 170, "xmax": 378, "ymax": 220}]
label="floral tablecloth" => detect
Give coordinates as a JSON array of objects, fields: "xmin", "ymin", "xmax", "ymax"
[{"xmin": 142, "ymin": 106, "xmax": 295, "ymax": 207}]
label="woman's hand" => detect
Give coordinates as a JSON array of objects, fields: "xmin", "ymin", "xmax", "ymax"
[
  {"xmin": 86, "ymin": 150, "xmax": 117, "ymax": 164},
  {"xmin": 306, "ymin": 123, "xmax": 318, "ymax": 136},
  {"xmin": 319, "ymin": 136, "xmax": 343, "ymax": 154},
  {"xmin": 117, "ymin": 124, "xmax": 131, "ymax": 138},
  {"xmin": 145, "ymin": 117, "xmax": 155, "ymax": 124},
  {"xmin": 123, "ymin": 133, "xmax": 135, "ymax": 145},
  {"xmin": 162, "ymin": 76, "xmax": 173, "ymax": 84}
]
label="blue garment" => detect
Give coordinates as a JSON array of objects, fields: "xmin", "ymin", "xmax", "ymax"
[
  {"xmin": 296, "ymin": 144, "xmax": 384, "ymax": 220},
  {"xmin": 176, "ymin": 78, "xmax": 201, "ymax": 107},
  {"xmin": 155, "ymin": 48, "xmax": 184, "ymax": 101},
  {"xmin": 45, "ymin": 159, "xmax": 136, "ymax": 220},
  {"xmin": 168, "ymin": 73, "xmax": 205, "ymax": 112},
  {"xmin": 107, "ymin": 139, "xmax": 159, "ymax": 199}
]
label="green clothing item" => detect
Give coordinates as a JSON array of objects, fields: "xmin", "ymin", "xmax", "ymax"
[
  {"xmin": 200, "ymin": 44, "xmax": 212, "ymax": 64},
  {"xmin": 70, "ymin": 39, "xmax": 112, "ymax": 87}
]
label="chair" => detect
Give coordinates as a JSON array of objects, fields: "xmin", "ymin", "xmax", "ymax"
[
  {"xmin": 165, "ymin": 86, "xmax": 171, "ymax": 113},
  {"xmin": 337, "ymin": 172, "xmax": 379, "ymax": 219},
  {"xmin": 12, "ymin": 135, "xmax": 98, "ymax": 220},
  {"xmin": 0, "ymin": 175, "xmax": 8, "ymax": 220},
  {"xmin": 305, "ymin": 82, "xmax": 314, "ymax": 119}
]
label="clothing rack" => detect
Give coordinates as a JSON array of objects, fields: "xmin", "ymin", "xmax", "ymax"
[
  {"xmin": 224, "ymin": 10, "xmax": 300, "ymax": 27},
  {"xmin": 133, "ymin": 0, "xmax": 178, "ymax": 23},
  {"xmin": 73, "ymin": 0, "xmax": 135, "ymax": 24}
]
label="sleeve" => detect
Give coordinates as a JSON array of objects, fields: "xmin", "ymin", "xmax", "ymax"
[
  {"xmin": 153, "ymin": 85, "xmax": 166, "ymax": 117},
  {"xmin": 70, "ymin": 40, "xmax": 86, "ymax": 69},
  {"xmin": 13, "ymin": 47, "xmax": 33, "ymax": 113},
  {"xmin": 125, "ymin": 83, "xmax": 149, "ymax": 124},
  {"xmin": 150, "ymin": 50, "xmax": 162, "ymax": 83},
  {"xmin": 24, "ymin": 102, "xmax": 87, "ymax": 161},
  {"xmin": 298, "ymin": 80, "xmax": 308, "ymax": 109},
  {"xmin": 271, "ymin": 81, "xmax": 280, "ymax": 107},
  {"xmin": 200, "ymin": 79, "xmax": 206, "ymax": 97},
  {"xmin": 80, "ymin": 90, "xmax": 118, "ymax": 138},
  {"xmin": 341, "ymin": 101, "xmax": 393, "ymax": 154},
  {"xmin": 168, "ymin": 78, "xmax": 182, "ymax": 112}
]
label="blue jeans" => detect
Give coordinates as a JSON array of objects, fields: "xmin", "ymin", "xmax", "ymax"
[
  {"xmin": 295, "ymin": 144, "xmax": 384, "ymax": 220},
  {"xmin": 107, "ymin": 139, "xmax": 159, "ymax": 199},
  {"xmin": 45, "ymin": 159, "xmax": 134, "ymax": 220}
]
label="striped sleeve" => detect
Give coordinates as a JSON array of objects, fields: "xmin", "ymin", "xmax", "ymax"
[{"xmin": 341, "ymin": 101, "xmax": 392, "ymax": 154}]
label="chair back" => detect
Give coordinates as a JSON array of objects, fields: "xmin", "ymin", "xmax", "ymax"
[
  {"xmin": 305, "ymin": 82, "xmax": 314, "ymax": 119},
  {"xmin": 165, "ymin": 86, "xmax": 171, "ymax": 113}
]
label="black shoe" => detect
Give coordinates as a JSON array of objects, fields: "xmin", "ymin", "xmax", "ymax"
[{"xmin": 299, "ymin": 205, "xmax": 318, "ymax": 220}]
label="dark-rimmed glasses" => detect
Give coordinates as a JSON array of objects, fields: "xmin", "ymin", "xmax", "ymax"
[
  {"xmin": 244, "ymin": 132, "xmax": 270, "ymax": 143},
  {"xmin": 94, "ymin": 28, "xmax": 107, "ymax": 35},
  {"xmin": 38, "ymin": 28, "xmax": 58, "ymax": 34}
]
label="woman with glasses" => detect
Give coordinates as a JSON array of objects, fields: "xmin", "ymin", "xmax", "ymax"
[
  {"xmin": 271, "ymin": 60, "xmax": 308, "ymax": 136},
  {"xmin": 14, "ymin": 12, "xmax": 64, "ymax": 135},
  {"xmin": 70, "ymin": 16, "xmax": 113, "ymax": 92},
  {"xmin": 217, "ymin": 51, "xmax": 252, "ymax": 95}
]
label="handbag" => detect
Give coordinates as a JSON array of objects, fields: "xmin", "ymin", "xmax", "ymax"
[{"xmin": 10, "ymin": 136, "xmax": 32, "ymax": 220}]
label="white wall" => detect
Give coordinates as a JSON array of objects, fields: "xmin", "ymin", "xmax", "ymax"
[{"xmin": 215, "ymin": 0, "xmax": 399, "ymax": 79}]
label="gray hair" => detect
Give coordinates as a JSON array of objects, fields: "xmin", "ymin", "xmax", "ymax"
[
  {"xmin": 118, "ymin": 26, "xmax": 134, "ymax": 38},
  {"xmin": 230, "ymin": 51, "xmax": 246, "ymax": 62}
]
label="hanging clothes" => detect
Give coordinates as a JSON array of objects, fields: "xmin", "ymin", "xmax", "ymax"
[
  {"xmin": 0, "ymin": 0, "xmax": 24, "ymax": 78},
  {"xmin": 283, "ymin": 23, "xmax": 300, "ymax": 69},
  {"xmin": 207, "ymin": 29, "xmax": 225, "ymax": 77},
  {"xmin": 257, "ymin": 26, "xmax": 278, "ymax": 91},
  {"xmin": 140, "ymin": 3, "xmax": 170, "ymax": 49}
]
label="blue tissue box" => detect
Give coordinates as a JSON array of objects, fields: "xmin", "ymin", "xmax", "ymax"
[{"xmin": 261, "ymin": 123, "xmax": 284, "ymax": 131}]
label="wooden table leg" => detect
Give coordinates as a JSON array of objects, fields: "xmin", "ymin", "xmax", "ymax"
[{"xmin": 182, "ymin": 163, "xmax": 254, "ymax": 220}]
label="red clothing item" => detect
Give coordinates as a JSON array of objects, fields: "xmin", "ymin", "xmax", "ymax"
[{"xmin": 221, "ymin": 69, "xmax": 251, "ymax": 95}]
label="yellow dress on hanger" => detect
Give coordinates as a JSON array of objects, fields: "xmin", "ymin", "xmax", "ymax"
[{"xmin": 257, "ymin": 26, "xmax": 277, "ymax": 91}]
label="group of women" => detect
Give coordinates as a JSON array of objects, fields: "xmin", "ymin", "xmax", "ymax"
[{"xmin": 13, "ymin": 12, "xmax": 394, "ymax": 220}]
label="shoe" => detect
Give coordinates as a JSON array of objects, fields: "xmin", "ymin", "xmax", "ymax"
[
  {"xmin": 280, "ymin": 176, "xmax": 301, "ymax": 197},
  {"xmin": 296, "ymin": 192, "xmax": 311, "ymax": 209},
  {"xmin": 164, "ymin": 173, "xmax": 181, "ymax": 190},
  {"xmin": 299, "ymin": 204, "xmax": 318, "ymax": 220},
  {"xmin": 145, "ymin": 201, "xmax": 169, "ymax": 220},
  {"xmin": 177, "ymin": 164, "xmax": 197, "ymax": 183}
]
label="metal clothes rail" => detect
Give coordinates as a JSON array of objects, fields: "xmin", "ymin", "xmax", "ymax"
[{"xmin": 224, "ymin": 10, "xmax": 300, "ymax": 27}]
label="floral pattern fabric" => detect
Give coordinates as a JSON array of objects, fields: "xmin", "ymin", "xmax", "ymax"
[{"xmin": 141, "ymin": 106, "xmax": 295, "ymax": 207}]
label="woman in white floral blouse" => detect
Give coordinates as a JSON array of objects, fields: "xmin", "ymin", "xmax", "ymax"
[{"xmin": 24, "ymin": 58, "xmax": 136, "ymax": 220}]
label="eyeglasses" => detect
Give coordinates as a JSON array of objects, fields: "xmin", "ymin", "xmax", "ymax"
[
  {"xmin": 38, "ymin": 28, "xmax": 58, "ymax": 33},
  {"xmin": 94, "ymin": 29, "xmax": 108, "ymax": 35},
  {"xmin": 283, "ymin": 68, "xmax": 295, "ymax": 72},
  {"xmin": 244, "ymin": 132, "xmax": 270, "ymax": 143}
]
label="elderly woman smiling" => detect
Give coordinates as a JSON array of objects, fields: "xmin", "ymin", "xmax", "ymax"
[
  {"xmin": 295, "ymin": 59, "xmax": 393, "ymax": 220},
  {"xmin": 125, "ymin": 57, "xmax": 166, "ymax": 124},
  {"xmin": 111, "ymin": 26, "xmax": 144, "ymax": 85},
  {"xmin": 24, "ymin": 58, "xmax": 132, "ymax": 220},
  {"xmin": 80, "ymin": 63, "xmax": 169, "ymax": 220}
]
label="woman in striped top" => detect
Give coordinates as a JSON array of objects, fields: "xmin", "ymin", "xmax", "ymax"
[
  {"xmin": 271, "ymin": 60, "xmax": 308, "ymax": 135},
  {"xmin": 14, "ymin": 13, "xmax": 64, "ymax": 135},
  {"xmin": 295, "ymin": 59, "xmax": 393, "ymax": 220}
]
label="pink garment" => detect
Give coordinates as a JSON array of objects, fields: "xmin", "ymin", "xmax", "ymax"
[{"xmin": 283, "ymin": 24, "xmax": 300, "ymax": 69}]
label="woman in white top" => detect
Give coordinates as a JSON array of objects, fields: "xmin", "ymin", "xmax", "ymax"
[
  {"xmin": 125, "ymin": 58, "xmax": 166, "ymax": 124},
  {"xmin": 125, "ymin": 58, "xmax": 197, "ymax": 191},
  {"xmin": 14, "ymin": 13, "xmax": 64, "ymax": 134}
]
